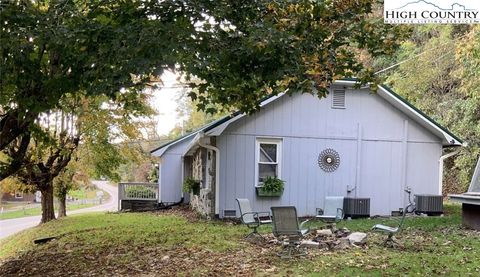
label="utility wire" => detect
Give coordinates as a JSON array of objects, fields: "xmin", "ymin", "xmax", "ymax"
[
  {"xmin": 374, "ymin": 33, "xmax": 469, "ymax": 75},
  {"xmin": 376, "ymin": 47, "xmax": 456, "ymax": 76},
  {"xmin": 374, "ymin": 50, "xmax": 430, "ymax": 75}
]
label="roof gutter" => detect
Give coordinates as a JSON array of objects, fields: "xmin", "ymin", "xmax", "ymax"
[{"xmin": 438, "ymin": 149, "xmax": 461, "ymax": 195}]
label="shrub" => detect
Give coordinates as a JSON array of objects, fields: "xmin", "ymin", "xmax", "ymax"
[
  {"xmin": 182, "ymin": 178, "xmax": 200, "ymax": 195},
  {"xmin": 261, "ymin": 176, "xmax": 284, "ymax": 193}
]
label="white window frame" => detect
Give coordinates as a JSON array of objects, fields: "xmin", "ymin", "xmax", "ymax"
[
  {"xmin": 14, "ymin": 191, "xmax": 24, "ymax": 199},
  {"xmin": 255, "ymin": 138, "xmax": 282, "ymax": 187}
]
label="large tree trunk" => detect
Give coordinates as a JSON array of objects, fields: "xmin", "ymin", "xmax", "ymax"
[
  {"xmin": 57, "ymin": 193, "xmax": 67, "ymax": 218},
  {"xmin": 40, "ymin": 183, "xmax": 56, "ymax": 223}
]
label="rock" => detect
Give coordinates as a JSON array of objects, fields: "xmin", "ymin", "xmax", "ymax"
[
  {"xmin": 334, "ymin": 238, "xmax": 351, "ymax": 250},
  {"xmin": 268, "ymin": 238, "xmax": 279, "ymax": 245},
  {"xmin": 316, "ymin": 229, "xmax": 333, "ymax": 237},
  {"xmin": 340, "ymin": 227, "xmax": 350, "ymax": 233},
  {"xmin": 161, "ymin": 255, "xmax": 170, "ymax": 261},
  {"xmin": 334, "ymin": 227, "xmax": 351, "ymax": 238},
  {"xmin": 330, "ymin": 223, "xmax": 338, "ymax": 233},
  {"xmin": 300, "ymin": 240, "xmax": 320, "ymax": 248},
  {"xmin": 265, "ymin": 266, "xmax": 277, "ymax": 273},
  {"xmin": 347, "ymin": 232, "xmax": 368, "ymax": 245},
  {"xmin": 318, "ymin": 241, "xmax": 331, "ymax": 250}
]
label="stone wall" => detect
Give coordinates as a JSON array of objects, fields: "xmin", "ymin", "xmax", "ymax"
[
  {"xmin": 190, "ymin": 189, "xmax": 214, "ymax": 219},
  {"xmin": 192, "ymin": 148, "xmax": 205, "ymax": 184},
  {"xmin": 189, "ymin": 145, "xmax": 216, "ymax": 218}
]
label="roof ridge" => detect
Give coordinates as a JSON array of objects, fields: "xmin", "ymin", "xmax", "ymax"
[{"xmin": 151, "ymin": 80, "xmax": 462, "ymax": 154}]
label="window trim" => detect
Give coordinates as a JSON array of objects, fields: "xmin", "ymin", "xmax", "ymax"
[{"xmin": 254, "ymin": 138, "xmax": 282, "ymax": 187}]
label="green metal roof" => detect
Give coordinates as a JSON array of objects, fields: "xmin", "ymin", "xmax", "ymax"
[
  {"xmin": 337, "ymin": 78, "xmax": 462, "ymax": 144},
  {"xmin": 150, "ymin": 93, "xmax": 281, "ymax": 154},
  {"xmin": 379, "ymin": 84, "xmax": 463, "ymax": 144},
  {"xmin": 151, "ymin": 79, "xmax": 463, "ymax": 154},
  {"xmin": 149, "ymin": 115, "xmax": 235, "ymax": 154}
]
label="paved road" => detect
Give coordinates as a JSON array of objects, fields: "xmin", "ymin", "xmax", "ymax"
[{"xmin": 0, "ymin": 181, "xmax": 117, "ymax": 240}]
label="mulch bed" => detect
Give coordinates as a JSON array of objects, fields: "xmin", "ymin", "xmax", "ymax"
[
  {"xmin": 0, "ymin": 207, "xmax": 279, "ymax": 277},
  {"xmin": 0, "ymin": 243, "xmax": 279, "ymax": 276},
  {"xmin": 149, "ymin": 205, "xmax": 210, "ymax": 223}
]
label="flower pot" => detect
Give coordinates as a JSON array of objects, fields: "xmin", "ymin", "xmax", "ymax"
[{"xmin": 256, "ymin": 187, "xmax": 283, "ymax": 197}]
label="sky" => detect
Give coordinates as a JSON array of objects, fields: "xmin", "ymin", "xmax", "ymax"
[{"xmin": 150, "ymin": 71, "xmax": 184, "ymax": 136}]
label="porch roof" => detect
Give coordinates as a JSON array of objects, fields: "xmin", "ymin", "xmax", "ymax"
[{"xmin": 150, "ymin": 93, "xmax": 285, "ymax": 157}]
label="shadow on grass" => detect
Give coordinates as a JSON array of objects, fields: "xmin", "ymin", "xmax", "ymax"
[{"xmin": 1, "ymin": 203, "xmax": 479, "ymax": 276}]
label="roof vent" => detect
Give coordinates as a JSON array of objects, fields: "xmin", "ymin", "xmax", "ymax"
[{"xmin": 332, "ymin": 89, "xmax": 346, "ymax": 109}]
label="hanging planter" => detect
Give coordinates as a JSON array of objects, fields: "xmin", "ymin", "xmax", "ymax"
[
  {"xmin": 182, "ymin": 178, "xmax": 200, "ymax": 196},
  {"xmin": 256, "ymin": 186, "xmax": 284, "ymax": 197},
  {"xmin": 256, "ymin": 176, "xmax": 284, "ymax": 197}
]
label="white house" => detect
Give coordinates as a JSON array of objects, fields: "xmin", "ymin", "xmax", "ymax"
[{"xmin": 151, "ymin": 80, "xmax": 463, "ymax": 218}]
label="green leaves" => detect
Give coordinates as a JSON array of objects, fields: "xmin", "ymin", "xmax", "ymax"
[
  {"xmin": 2, "ymin": 0, "xmax": 408, "ymax": 180},
  {"xmin": 178, "ymin": 0, "xmax": 408, "ymax": 114},
  {"xmin": 383, "ymin": 25, "xmax": 480, "ymax": 193}
]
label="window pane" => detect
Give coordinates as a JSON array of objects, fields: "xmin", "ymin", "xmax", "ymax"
[
  {"xmin": 258, "ymin": 163, "xmax": 277, "ymax": 183},
  {"xmin": 260, "ymin": 143, "xmax": 277, "ymax": 163}
]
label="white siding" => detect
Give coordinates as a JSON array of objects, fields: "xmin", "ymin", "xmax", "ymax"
[
  {"xmin": 218, "ymin": 89, "xmax": 443, "ymax": 217},
  {"xmin": 156, "ymin": 137, "xmax": 194, "ymax": 203},
  {"xmin": 406, "ymin": 143, "xmax": 442, "ymax": 195},
  {"xmin": 359, "ymin": 141, "xmax": 403, "ymax": 215}
]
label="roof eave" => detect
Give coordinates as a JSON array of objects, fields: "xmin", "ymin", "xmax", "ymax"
[
  {"xmin": 151, "ymin": 80, "xmax": 463, "ymax": 154},
  {"xmin": 150, "ymin": 131, "xmax": 199, "ymax": 156},
  {"xmin": 204, "ymin": 92, "xmax": 287, "ymax": 136},
  {"xmin": 377, "ymin": 85, "xmax": 463, "ymax": 147}
]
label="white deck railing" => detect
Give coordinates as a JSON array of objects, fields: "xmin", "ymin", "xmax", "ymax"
[{"xmin": 118, "ymin": 182, "xmax": 158, "ymax": 210}]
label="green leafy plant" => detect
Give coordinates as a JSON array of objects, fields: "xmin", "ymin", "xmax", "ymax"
[
  {"xmin": 125, "ymin": 186, "xmax": 157, "ymax": 199},
  {"xmin": 182, "ymin": 177, "xmax": 200, "ymax": 195},
  {"xmin": 261, "ymin": 176, "xmax": 284, "ymax": 193}
]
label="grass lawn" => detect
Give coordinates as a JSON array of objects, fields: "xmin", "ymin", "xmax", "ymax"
[
  {"xmin": 0, "ymin": 203, "xmax": 479, "ymax": 276},
  {"xmin": 0, "ymin": 203, "xmax": 98, "ymax": 220},
  {"xmin": 68, "ymin": 188, "xmax": 103, "ymax": 200},
  {"xmin": 0, "ymin": 189, "xmax": 109, "ymax": 220},
  {"xmin": 0, "ymin": 202, "xmax": 33, "ymax": 210}
]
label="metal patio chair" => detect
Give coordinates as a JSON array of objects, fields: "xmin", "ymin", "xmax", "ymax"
[
  {"xmin": 315, "ymin": 196, "xmax": 344, "ymax": 223},
  {"xmin": 236, "ymin": 198, "xmax": 272, "ymax": 240},
  {"xmin": 270, "ymin": 206, "xmax": 311, "ymax": 258},
  {"xmin": 371, "ymin": 202, "xmax": 413, "ymax": 247}
]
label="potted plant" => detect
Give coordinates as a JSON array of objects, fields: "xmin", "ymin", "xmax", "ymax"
[
  {"xmin": 182, "ymin": 177, "xmax": 200, "ymax": 196},
  {"xmin": 256, "ymin": 176, "xmax": 284, "ymax": 197}
]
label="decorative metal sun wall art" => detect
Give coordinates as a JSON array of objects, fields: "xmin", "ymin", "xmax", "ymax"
[{"xmin": 318, "ymin": 148, "xmax": 340, "ymax": 172}]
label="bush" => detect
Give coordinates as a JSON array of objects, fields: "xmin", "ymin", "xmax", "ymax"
[
  {"xmin": 261, "ymin": 176, "xmax": 284, "ymax": 193},
  {"xmin": 125, "ymin": 186, "xmax": 156, "ymax": 199},
  {"xmin": 182, "ymin": 178, "xmax": 200, "ymax": 195}
]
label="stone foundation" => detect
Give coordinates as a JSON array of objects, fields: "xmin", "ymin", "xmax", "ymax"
[{"xmin": 191, "ymin": 189, "xmax": 214, "ymax": 219}]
